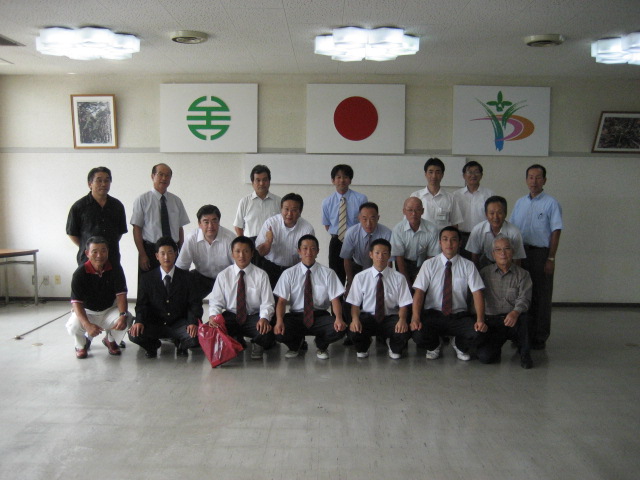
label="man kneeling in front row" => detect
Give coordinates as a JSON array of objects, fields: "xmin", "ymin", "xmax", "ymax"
[
  {"xmin": 411, "ymin": 226, "xmax": 487, "ymax": 361},
  {"xmin": 478, "ymin": 236, "xmax": 533, "ymax": 369},
  {"xmin": 273, "ymin": 235, "xmax": 346, "ymax": 360},
  {"xmin": 129, "ymin": 236, "xmax": 201, "ymax": 358},
  {"xmin": 67, "ymin": 236, "xmax": 132, "ymax": 359},
  {"xmin": 207, "ymin": 236, "xmax": 275, "ymax": 360}
]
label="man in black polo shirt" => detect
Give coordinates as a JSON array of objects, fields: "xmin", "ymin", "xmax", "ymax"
[
  {"xmin": 66, "ymin": 236, "xmax": 132, "ymax": 359},
  {"xmin": 66, "ymin": 166, "xmax": 128, "ymax": 267}
]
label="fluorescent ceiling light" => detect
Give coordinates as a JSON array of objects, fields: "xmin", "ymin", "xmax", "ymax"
[
  {"xmin": 591, "ymin": 33, "xmax": 639, "ymax": 65},
  {"xmin": 36, "ymin": 27, "xmax": 140, "ymax": 61},
  {"xmin": 315, "ymin": 27, "xmax": 419, "ymax": 62}
]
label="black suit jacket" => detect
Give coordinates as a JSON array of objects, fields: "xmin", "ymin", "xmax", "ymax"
[{"xmin": 135, "ymin": 266, "xmax": 202, "ymax": 327}]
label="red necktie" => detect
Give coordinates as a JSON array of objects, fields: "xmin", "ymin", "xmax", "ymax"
[
  {"xmin": 442, "ymin": 260, "xmax": 452, "ymax": 316},
  {"xmin": 303, "ymin": 268, "xmax": 314, "ymax": 328},
  {"xmin": 236, "ymin": 270, "xmax": 247, "ymax": 325},
  {"xmin": 375, "ymin": 272, "xmax": 385, "ymax": 323}
]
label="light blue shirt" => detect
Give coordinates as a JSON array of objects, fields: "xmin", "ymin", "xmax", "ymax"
[
  {"xmin": 321, "ymin": 189, "xmax": 368, "ymax": 234},
  {"xmin": 390, "ymin": 218, "xmax": 440, "ymax": 266},
  {"xmin": 339, "ymin": 223, "xmax": 392, "ymax": 268},
  {"xmin": 509, "ymin": 192, "xmax": 563, "ymax": 248}
]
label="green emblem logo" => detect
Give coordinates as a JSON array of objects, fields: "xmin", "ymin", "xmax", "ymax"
[{"xmin": 186, "ymin": 96, "xmax": 231, "ymax": 140}]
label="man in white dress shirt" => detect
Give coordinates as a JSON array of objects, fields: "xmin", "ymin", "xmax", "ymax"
[
  {"xmin": 233, "ymin": 164, "xmax": 281, "ymax": 268},
  {"xmin": 465, "ymin": 196, "xmax": 526, "ymax": 269},
  {"xmin": 411, "ymin": 226, "xmax": 487, "ymax": 361},
  {"xmin": 256, "ymin": 193, "xmax": 315, "ymax": 289},
  {"xmin": 131, "ymin": 163, "xmax": 190, "ymax": 275},
  {"xmin": 208, "ymin": 236, "xmax": 275, "ymax": 360},
  {"xmin": 410, "ymin": 157, "xmax": 463, "ymax": 231},
  {"xmin": 347, "ymin": 239, "xmax": 413, "ymax": 359},
  {"xmin": 175, "ymin": 205, "xmax": 234, "ymax": 300},
  {"xmin": 273, "ymin": 235, "xmax": 346, "ymax": 360},
  {"xmin": 453, "ymin": 161, "xmax": 495, "ymax": 258}
]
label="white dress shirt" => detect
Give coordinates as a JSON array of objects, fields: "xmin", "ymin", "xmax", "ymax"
[
  {"xmin": 175, "ymin": 226, "xmax": 234, "ymax": 278},
  {"xmin": 233, "ymin": 191, "xmax": 281, "ymax": 237},
  {"xmin": 465, "ymin": 220, "xmax": 526, "ymax": 263},
  {"xmin": 346, "ymin": 266, "xmax": 413, "ymax": 316},
  {"xmin": 208, "ymin": 263, "xmax": 274, "ymax": 320},
  {"xmin": 409, "ymin": 187, "xmax": 463, "ymax": 230},
  {"xmin": 413, "ymin": 254, "xmax": 484, "ymax": 313},
  {"xmin": 453, "ymin": 186, "xmax": 496, "ymax": 233},
  {"xmin": 130, "ymin": 189, "xmax": 190, "ymax": 243},
  {"xmin": 255, "ymin": 214, "xmax": 315, "ymax": 267},
  {"xmin": 273, "ymin": 262, "xmax": 345, "ymax": 312}
]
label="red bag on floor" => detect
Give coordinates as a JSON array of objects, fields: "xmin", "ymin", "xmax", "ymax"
[{"xmin": 198, "ymin": 316, "xmax": 244, "ymax": 368}]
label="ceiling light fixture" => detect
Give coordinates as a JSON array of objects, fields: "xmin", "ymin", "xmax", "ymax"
[
  {"xmin": 591, "ymin": 33, "xmax": 640, "ymax": 65},
  {"xmin": 170, "ymin": 30, "xmax": 208, "ymax": 44},
  {"xmin": 524, "ymin": 34, "xmax": 564, "ymax": 47},
  {"xmin": 315, "ymin": 27, "xmax": 419, "ymax": 62},
  {"xmin": 36, "ymin": 27, "xmax": 140, "ymax": 61}
]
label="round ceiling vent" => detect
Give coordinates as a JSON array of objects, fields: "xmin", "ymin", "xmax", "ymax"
[
  {"xmin": 170, "ymin": 30, "xmax": 208, "ymax": 44},
  {"xmin": 524, "ymin": 34, "xmax": 565, "ymax": 47}
]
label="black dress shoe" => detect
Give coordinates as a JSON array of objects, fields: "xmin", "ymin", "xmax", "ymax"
[
  {"xmin": 521, "ymin": 355, "xmax": 533, "ymax": 369},
  {"xmin": 119, "ymin": 341, "xmax": 126, "ymax": 348},
  {"xmin": 176, "ymin": 348, "xmax": 188, "ymax": 357},
  {"xmin": 145, "ymin": 349, "xmax": 158, "ymax": 358}
]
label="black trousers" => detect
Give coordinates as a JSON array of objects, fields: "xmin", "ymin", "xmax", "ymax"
[
  {"xmin": 189, "ymin": 270, "xmax": 215, "ymax": 301},
  {"xmin": 275, "ymin": 311, "xmax": 345, "ymax": 351},
  {"xmin": 128, "ymin": 319, "xmax": 198, "ymax": 352},
  {"xmin": 222, "ymin": 311, "xmax": 275, "ymax": 349},
  {"xmin": 476, "ymin": 314, "xmax": 530, "ymax": 364},
  {"xmin": 522, "ymin": 246, "xmax": 554, "ymax": 344},
  {"xmin": 329, "ymin": 235, "xmax": 346, "ymax": 284},
  {"xmin": 260, "ymin": 258, "xmax": 288, "ymax": 290},
  {"xmin": 343, "ymin": 262, "xmax": 364, "ymax": 325},
  {"xmin": 412, "ymin": 309, "xmax": 478, "ymax": 352},
  {"xmin": 349, "ymin": 313, "xmax": 410, "ymax": 354}
]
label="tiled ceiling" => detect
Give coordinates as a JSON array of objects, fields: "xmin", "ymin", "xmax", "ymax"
[{"xmin": 0, "ymin": 0, "xmax": 639, "ymax": 78}]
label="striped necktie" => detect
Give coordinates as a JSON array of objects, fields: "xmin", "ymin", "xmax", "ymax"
[{"xmin": 337, "ymin": 197, "xmax": 347, "ymax": 241}]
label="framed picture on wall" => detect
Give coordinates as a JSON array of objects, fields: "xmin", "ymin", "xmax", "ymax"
[
  {"xmin": 592, "ymin": 111, "xmax": 640, "ymax": 153},
  {"xmin": 70, "ymin": 94, "xmax": 117, "ymax": 148}
]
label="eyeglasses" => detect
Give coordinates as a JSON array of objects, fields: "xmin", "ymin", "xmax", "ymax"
[{"xmin": 492, "ymin": 247, "xmax": 513, "ymax": 254}]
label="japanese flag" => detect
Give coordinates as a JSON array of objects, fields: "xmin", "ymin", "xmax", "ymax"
[{"xmin": 306, "ymin": 84, "xmax": 405, "ymax": 154}]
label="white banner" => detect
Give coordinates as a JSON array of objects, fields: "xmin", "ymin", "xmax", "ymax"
[
  {"xmin": 306, "ymin": 84, "xmax": 405, "ymax": 154},
  {"xmin": 453, "ymin": 85, "xmax": 550, "ymax": 156},
  {"xmin": 160, "ymin": 84, "xmax": 257, "ymax": 153}
]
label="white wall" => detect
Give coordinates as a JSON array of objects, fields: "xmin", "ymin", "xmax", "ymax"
[{"xmin": 1, "ymin": 73, "xmax": 639, "ymax": 303}]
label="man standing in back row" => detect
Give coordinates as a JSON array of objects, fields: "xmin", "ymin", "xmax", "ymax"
[
  {"xmin": 509, "ymin": 164, "xmax": 562, "ymax": 350},
  {"xmin": 67, "ymin": 166, "xmax": 128, "ymax": 267},
  {"xmin": 131, "ymin": 163, "xmax": 190, "ymax": 276}
]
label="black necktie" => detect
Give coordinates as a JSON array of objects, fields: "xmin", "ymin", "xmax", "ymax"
[
  {"xmin": 442, "ymin": 261, "xmax": 452, "ymax": 316},
  {"xmin": 237, "ymin": 270, "xmax": 247, "ymax": 325},
  {"xmin": 303, "ymin": 268, "xmax": 314, "ymax": 328},
  {"xmin": 160, "ymin": 194, "xmax": 171, "ymax": 238},
  {"xmin": 375, "ymin": 272, "xmax": 385, "ymax": 323},
  {"xmin": 164, "ymin": 274, "xmax": 171, "ymax": 293}
]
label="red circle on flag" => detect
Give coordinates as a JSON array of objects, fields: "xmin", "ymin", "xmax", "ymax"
[{"xmin": 333, "ymin": 96, "xmax": 378, "ymax": 141}]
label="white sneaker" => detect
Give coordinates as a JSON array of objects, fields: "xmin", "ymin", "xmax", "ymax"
[
  {"xmin": 425, "ymin": 346, "xmax": 441, "ymax": 360},
  {"xmin": 316, "ymin": 349, "xmax": 329, "ymax": 360},
  {"xmin": 386, "ymin": 338, "xmax": 401, "ymax": 359},
  {"xmin": 284, "ymin": 349, "xmax": 299, "ymax": 359},
  {"xmin": 451, "ymin": 338, "xmax": 470, "ymax": 361},
  {"xmin": 250, "ymin": 343, "xmax": 264, "ymax": 359},
  {"xmin": 356, "ymin": 351, "xmax": 369, "ymax": 359}
]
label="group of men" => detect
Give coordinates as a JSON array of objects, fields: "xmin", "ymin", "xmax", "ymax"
[{"xmin": 65, "ymin": 159, "xmax": 562, "ymax": 368}]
